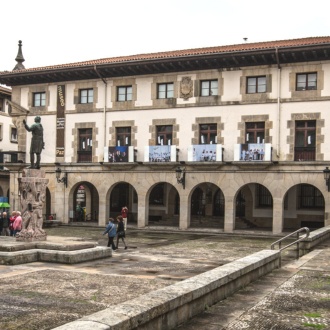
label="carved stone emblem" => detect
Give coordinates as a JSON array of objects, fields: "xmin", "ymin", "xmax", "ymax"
[{"xmin": 180, "ymin": 77, "xmax": 193, "ymax": 100}]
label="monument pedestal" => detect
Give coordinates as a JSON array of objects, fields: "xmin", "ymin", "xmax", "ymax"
[{"xmin": 16, "ymin": 168, "xmax": 48, "ymax": 242}]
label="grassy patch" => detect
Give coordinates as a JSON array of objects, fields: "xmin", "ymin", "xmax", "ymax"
[
  {"xmin": 304, "ymin": 313, "xmax": 322, "ymax": 318},
  {"xmin": 302, "ymin": 323, "xmax": 327, "ymax": 329}
]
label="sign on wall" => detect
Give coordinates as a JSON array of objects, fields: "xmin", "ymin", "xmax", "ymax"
[
  {"xmin": 56, "ymin": 85, "xmax": 65, "ymax": 158},
  {"xmin": 144, "ymin": 145, "xmax": 177, "ymax": 162},
  {"xmin": 234, "ymin": 143, "xmax": 272, "ymax": 161},
  {"xmin": 187, "ymin": 144, "xmax": 223, "ymax": 162},
  {"xmin": 104, "ymin": 146, "xmax": 134, "ymax": 163}
]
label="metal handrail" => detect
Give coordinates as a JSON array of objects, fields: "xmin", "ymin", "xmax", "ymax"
[{"xmin": 271, "ymin": 227, "xmax": 310, "ymax": 267}]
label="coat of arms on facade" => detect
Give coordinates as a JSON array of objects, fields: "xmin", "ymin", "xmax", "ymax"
[{"xmin": 180, "ymin": 77, "xmax": 193, "ymax": 100}]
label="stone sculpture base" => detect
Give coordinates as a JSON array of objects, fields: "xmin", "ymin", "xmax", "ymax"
[{"xmin": 16, "ymin": 168, "xmax": 48, "ymax": 242}]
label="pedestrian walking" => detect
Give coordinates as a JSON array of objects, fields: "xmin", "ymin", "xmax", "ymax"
[
  {"xmin": 121, "ymin": 206, "xmax": 128, "ymax": 231},
  {"xmin": 116, "ymin": 215, "xmax": 127, "ymax": 250},
  {"xmin": 13, "ymin": 211, "xmax": 22, "ymax": 236},
  {"xmin": 2, "ymin": 212, "xmax": 10, "ymax": 236},
  {"xmin": 103, "ymin": 218, "xmax": 117, "ymax": 250}
]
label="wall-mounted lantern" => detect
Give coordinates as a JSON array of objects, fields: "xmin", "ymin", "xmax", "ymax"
[{"xmin": 55, "ymin": 167, "xmax": 67, "ymax": 188}]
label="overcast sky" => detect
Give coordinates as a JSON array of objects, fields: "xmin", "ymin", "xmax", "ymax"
[{"xmin": 1, "ymin": 0, "xmax": 329, "ymax": 72}]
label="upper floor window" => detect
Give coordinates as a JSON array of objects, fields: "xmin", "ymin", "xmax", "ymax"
[
  {"xmin": 117, "ymin": 86, "xmax": 132, "ymax": 101},
  {"xmin": 78, "ymin": 128, "xmax": 92, "ymax": 162},
  {"xmin": 246, "ymin": 122, "xmax": 265, "ymax": 143},
  {"xmin": 157, "ymin": 83, "xmax": 174, "ymax": 99},
  {"xmin": 156, "ymin": 125, "xmax": 172, "ymax": 145},
  {"xmin": 79, "ymin": 89, "xmax": 93, "ymax": 104},
  {"xmin": 201, "ymin": 80, "xmax": 218, "ymax": 96},
  {"xmin": 294, "ymin": 120, "xmax": 316, "ymax": 161},
  {"xmin": 116, "ymin": 127, "xmax": 131, "ymax": 146},
  {"xmin": 247, "ymin": 76, "xmax": 266, "ymax": 94},
  {"xmin": 296, "ymin": 73, "xmax": 317, "ymax": 91},
  {"xmin": 33, "ymin": 92, "xmax": 46, "ymax": 107},
  {"xmin": 200, "ymin": 124, "xmax": 217, "ymax": 144},
  {"xmin": 11, "ymin": 127, "xmax": 17, "ymax": 142}
]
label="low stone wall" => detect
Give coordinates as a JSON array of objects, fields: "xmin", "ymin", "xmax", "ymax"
[
  {"xmin": 54, "ymin": 249, "xmax": 280, "ymax": 330},
  {"xmin": 300, "ymin": 225, "xmax": 330, "ymax": 252}
]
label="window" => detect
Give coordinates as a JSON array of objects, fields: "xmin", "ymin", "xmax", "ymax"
[
  {"xmin": 117, "ymin": 86, "xmax": 132, "ymax": 101},
  {"xmin": 33, "ymin": 92, "xmax": 46, "ymax": 107},
  {"xmin": 245, "ymin": 122, "xmax": 265, "ymax": 143},
  {"xmin": 256, "ymin": 184, "xmax": 272, "ymax": 207},
  {"xmin": 156, "ymin": 125, "xmax": 173, "ymax": 145},
  {"xmin": 116, "ymin": 127, "xmax": 131, "ymax": 146},
  {"xmin": 298, "ymin": 184, "xmax": 324, "ymax": 209},
  {"xmin": 11, "ymin": 127, "xmax": 17, "ymax": 142},
  {"xmin": 78, "ymin": 128, "xmax": 92, "ymax": 162},
  {"xmin": 201, "ymin": 80, "xmax": 218, "ymax": 96},
  {"xmin": 296, "ymin": 73, "xmax": 317, "ymax": 91},
  {"xmin": 157, "ymin": 83, "xmax": 174, "ymax": 99},
  {"xmin": 294, "ymin": 120, "xmax": 316, "ymax": 161},
  {"xmin": 149, "ymin": 183, "xmax": 165, "ymax": 205},
  {"xmin": 247, "ymin": 76, "xmax": 266, "ymax": 93},
  {"xmin": 0, "ymin": 97, "xmax": 4, "ymax": 112},
  {"xmin": 200, "ymin": 124, "xmax": 217, "ymax": 144},
  {"xmin": 79, "ymin": 89, "xmax": 93, "ymax": 104}
]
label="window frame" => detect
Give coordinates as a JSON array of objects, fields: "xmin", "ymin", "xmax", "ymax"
[
  {"xmin": 199, "ymin": 123, "xmax": 217, "ymax": 144},
  {"xmin": 156, "ymin": 125, "xmax": 173, "ymax": 145},
  {"xmin": 79, "ymin": 88, "xmax": 94, "ymax": 104},
  {"xmin": 294, "ymin": 120, "xmax": 316, "ymax": 161},
  {"xmin": 296, "ymin": 72, "xmax": 317, "ymax": 91},
  {"xmin": 200, "ymin": 80, "xmax": 218, "ymax": 96},
  {"xmin": 298, "ymin": 184, "xmax": 324, "ymax": 209},
  {"xmin": 246, "ymin": 76, "xmax": 267, "ymax": 94},
  {"xmin": 77, "ymin": 128, "xmax": 93, "ymax": 162},
  {"xmin": 117, "ymin": 86, "xmax": 133, "ymax": 102},
  {"xmin": 245, "ymin": 122, "xmax": 265, "ymax": 143},
  {"xmin": 10, "ymin": 127, "xmax": 18, "ymax": 142},
  {"xmin": 33, "ymin": 92, "xmax": 46, "ymax": 107},
  {"xmin": 255, "ymin": 184, "xmax": 273, "ymax": 208},
  {"xmin": 116, "ymin": 127, "xmax": 131, "ymax": 146},
  {"xmin": 157, "ymin": 83, "xmax": 174, "ymax": 99}
]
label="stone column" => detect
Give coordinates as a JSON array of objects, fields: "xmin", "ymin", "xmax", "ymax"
[
  {"xmin": 224, "ymin": 196, "xmax": 235, "ymax": 232},
  {"xmin": 272, "ymin": 198, "xmax": 284, "ymax": 234},
  {"xmin": 179, "ymin": 194, "xmax": 189, "ymax": 230}
]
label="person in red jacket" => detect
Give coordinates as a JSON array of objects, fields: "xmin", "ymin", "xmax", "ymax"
[
  {"xmin": 9, "ymin": 211, "xmax": 17, "ymax": 236},
  {"xmin": 121, "ymin": 206, "xmax": 128, "ymax": 231}
]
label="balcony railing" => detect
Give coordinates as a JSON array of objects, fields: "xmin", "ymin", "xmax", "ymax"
[{"xmin": 294, "ymin": 147, "xmax": 315, "ymax": 161}]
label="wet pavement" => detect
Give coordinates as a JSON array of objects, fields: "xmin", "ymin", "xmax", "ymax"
[{"xmin": 0, "ymin": 226, "xmax": 329, "ymax": 329}]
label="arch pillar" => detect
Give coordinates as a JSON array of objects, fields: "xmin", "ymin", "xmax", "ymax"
[
  {"xmin": 272, "ymin": 197, "xmax": 284, "ymax": 234},
  {"xmin": 324, "ymin": 192, "xmax": 330, "ymax": 227},
  {"xmin": 224, "ymin": 196, "xmax": 235, "ymax": 232},
  {"xmin": 137, "ymin": 197, "xmax": 147, "ymax": 228},
  {"xmin": 179, "ymin": 193, "xmax": 189, "ymax": 229}
]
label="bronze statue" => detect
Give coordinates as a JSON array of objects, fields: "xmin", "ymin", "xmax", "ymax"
[{"xmin": 23, "ymin": 116, "xmax": 44, "ymax": 169}]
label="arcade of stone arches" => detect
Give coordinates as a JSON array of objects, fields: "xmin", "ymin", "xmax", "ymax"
[{"xmin": 42, "ymin": 181, "xmax": 325, "ymax": 232}]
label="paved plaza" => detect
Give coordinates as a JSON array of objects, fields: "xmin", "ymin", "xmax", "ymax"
[{"xmin": 0, "ymin": 226, "xmax": 329, "ymax": 330}]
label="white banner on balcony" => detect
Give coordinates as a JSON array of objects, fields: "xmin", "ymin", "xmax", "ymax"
[
  {"xmin": 144, "ymin": 145, "xmax": 177, "ymax": 162},
  {"xmin": 187, "ymin": 144, "xmax": 222, "ymax": 162},
  {"xmin": 234, "ymin": 143, "xmax": 271, "ymax": 161},
  {"xmin": 104, "ymin": 146, "xmax": 134, "ymax": 163}
]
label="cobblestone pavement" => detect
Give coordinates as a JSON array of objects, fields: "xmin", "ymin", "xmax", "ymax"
[
  {"xmin": 1, "ymin": 226, "xmax": 327, "ymax": 330},
  {"xmin": 176, "ymin": 238, "xmax": 330, "ymax": 330}
]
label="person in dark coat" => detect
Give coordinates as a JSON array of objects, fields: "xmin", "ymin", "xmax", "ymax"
[
  {"xmin": 2, "ymin": 212, "xmax": 10, "ymax": 236},
  {"xmin": 103, "ymin": 218, "xmax": 117, "ymax": 250},
  {"xmin": 0, "ymin": 213, "xmax": 3, "ymax": 236},
  {"xmin": 116, "ymin": 215, "xmax": 127, "ymax": 250}
]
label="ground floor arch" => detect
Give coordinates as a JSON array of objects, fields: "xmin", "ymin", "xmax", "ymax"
[{"xmin": 283, "ymin": 183, "xmax": 325, "ymax": 230}]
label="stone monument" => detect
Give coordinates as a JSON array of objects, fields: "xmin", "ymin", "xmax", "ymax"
[
  {"xmin": 16, "ymin": 116, "xmax": 47, "ymax": 241},
  {"xmin": 16, "ymin": 169, "xmax": 48, "ymax": 241}
]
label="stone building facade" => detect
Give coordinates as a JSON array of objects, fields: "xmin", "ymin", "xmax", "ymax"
[{"xmin": 1, "ymin": 37, "xmax": 330, "ymax": 234}]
